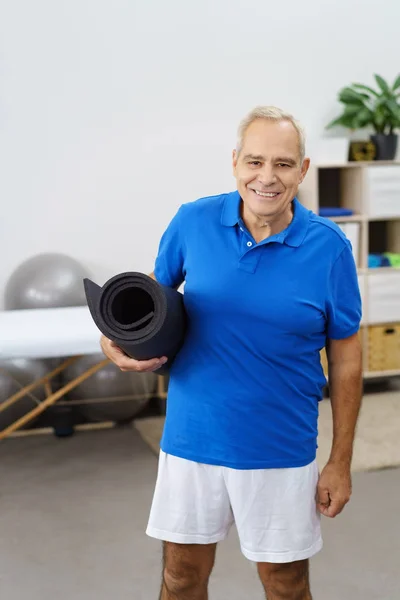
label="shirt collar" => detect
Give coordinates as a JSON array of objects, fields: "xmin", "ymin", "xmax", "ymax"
[{"xmin": 221, "ymin": 190, "xmax": 310, "ymax": 248}]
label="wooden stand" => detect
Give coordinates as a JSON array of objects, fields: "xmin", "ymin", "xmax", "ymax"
[
  {"xmin": 156, "ymin": 375, "xmax": 168, "ymax": 400},
  {"xmin": 0, "ymin": 356, "xmax": 110, "ymax": 441}
]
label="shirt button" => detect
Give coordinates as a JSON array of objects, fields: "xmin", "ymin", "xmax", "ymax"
[{"xmin": 247, "ymin": 241, "xmax": 252, "ymax": 247}]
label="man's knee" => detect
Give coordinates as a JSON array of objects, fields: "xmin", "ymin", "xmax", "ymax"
[
  {"xmin": 162, "ymin": 542, "xmax": 216, "ymax": 596},
  {"xmin": 163, "ymin": 564, "xmax": 208, "ymax": 595},
  {"xmin": 257, "ymin": 559, "xmax": 311, "ymax": 599}
]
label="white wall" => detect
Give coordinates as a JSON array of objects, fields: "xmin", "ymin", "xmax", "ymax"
[{"xmin": 1, "ymin": 0, "xmax": 399, "ymax": 307}]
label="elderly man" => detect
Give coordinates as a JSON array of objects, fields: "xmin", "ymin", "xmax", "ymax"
[{"xmin": 101, "ymin": 106, "xmax": 362, "ymax": 600}]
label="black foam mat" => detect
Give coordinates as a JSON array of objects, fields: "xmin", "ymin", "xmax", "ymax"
[{"xmin": 84, "ymin": 273, "xmax": 186, "ymax": 375}]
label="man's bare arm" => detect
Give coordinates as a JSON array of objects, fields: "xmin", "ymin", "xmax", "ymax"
[
  {"xmin": 326, "ymin": 332, "xmax": 363, "ymax": 467},
  {"xmin": 316, "ymin": 332, "xmax": 363, "ymax": 518}
]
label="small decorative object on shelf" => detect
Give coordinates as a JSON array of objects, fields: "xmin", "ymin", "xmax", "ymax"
[
  {"xmin": 368, "ymin": 252, "xmax": 400, "ymax": 269},
  {"xmin": 326, "ymin": 73, "xmax": 400, "ymax": 161},
  {"xmin": 368, "ymin": 254, "xmax": 392, "ymax": 268},
  {"xmin": 348, "ymin": 140, "xmax": 376, "ymax": 162}
]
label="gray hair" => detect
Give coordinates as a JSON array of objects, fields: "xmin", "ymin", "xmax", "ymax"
[{"xmin": 236, "ymin": 106, "xmax": 306, "ymax": 163}]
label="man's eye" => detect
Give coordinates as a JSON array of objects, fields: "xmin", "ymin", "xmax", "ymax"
[
  {"xmin": 249, "ymin": 161, "xmax": 261, "ymax": 166},
  {"xmin": 277, "ymin": 163, "xmax": 290, "ymax": 168}
]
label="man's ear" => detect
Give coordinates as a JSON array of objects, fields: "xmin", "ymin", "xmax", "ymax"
[
  {"xmin": 232, "ymin": 149, "xmax": 238, "ymax": 174},
  {"xmin": 299, "ymin": 157, "xmax": 310, "ymax": 183}
]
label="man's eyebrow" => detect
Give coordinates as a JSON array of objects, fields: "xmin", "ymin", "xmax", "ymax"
[
  {"xmin": 243, "ymin": 154, "xmax": 265, "ymax": 161},
  {"xmin": 243, "ymin": 154, "xmax": 298, "ymax": 166},
  {"xmin": 275, "ymin": 157, "xmax": 298, "ymax": 166}
]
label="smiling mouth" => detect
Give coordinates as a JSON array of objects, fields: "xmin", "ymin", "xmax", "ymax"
[{"xmin": 250, "ymin": 189, "xmax": 282, "ymax": 198}]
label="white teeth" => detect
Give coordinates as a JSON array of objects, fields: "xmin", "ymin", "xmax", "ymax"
[{"xmin": 254, "ymin": 190, "xmax": 279, "ymax": 197}]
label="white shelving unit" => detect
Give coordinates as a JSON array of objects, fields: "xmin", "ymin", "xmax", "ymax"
[{"xmin": 299, "ymin": 160, "xmax": 400, "ymax": 379}]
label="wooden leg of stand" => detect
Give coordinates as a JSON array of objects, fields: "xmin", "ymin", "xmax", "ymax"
[
  {"xmin": 0, "ymin": 356, "xmax": 80, "ymax": 415},
  {"xmin": 156, "ymin": 376, "xmax": 165, "ymax": 398},
  {"xmin": 44, "ymin": 380, "xmax": 53, "ymax": 398},
  {"xmin": 0, "ymin": 358, "xmax": 110, "ymax": 441}
]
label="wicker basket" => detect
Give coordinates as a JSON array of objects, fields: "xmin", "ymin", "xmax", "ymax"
[
  {"xmin": 320, "ymin": 330, "xmax": 363, "ymax": 376},
  {"xmin": 320, "ymin": 348, "xmax": 329, "ymax": 376},
  {"xmin": 368, "ymin": 324, "xmax": 400, "ymax": 372}
]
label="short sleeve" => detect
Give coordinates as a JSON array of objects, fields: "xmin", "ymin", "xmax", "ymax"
[
  {"xmin": 154, "ymin": 205, "xmax": 186, "ymax": 288},
  {"xmin": 326, "ymin": 242, "xmax": 362, "ymax": 339}
]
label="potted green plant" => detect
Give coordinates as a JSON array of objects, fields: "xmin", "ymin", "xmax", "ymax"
[{"xmin": 326, "ymin": 74, "xmax": 400, "ymax": 160}]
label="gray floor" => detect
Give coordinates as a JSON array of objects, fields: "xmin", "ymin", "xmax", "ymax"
[{"xmin": 0, "ymin": 427, "xmax": 399, "ymax": 600}]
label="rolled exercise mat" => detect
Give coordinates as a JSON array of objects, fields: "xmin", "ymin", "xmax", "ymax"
[{"xmin": 83, "ymin": 273, "xmax": 186, "ymax": 375}]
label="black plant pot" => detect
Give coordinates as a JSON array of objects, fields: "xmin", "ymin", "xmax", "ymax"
[{"xmin": 370, "ymin": 133, "xmax": 398, "ymax": 160}]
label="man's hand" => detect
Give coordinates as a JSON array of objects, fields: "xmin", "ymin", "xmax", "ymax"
[
  {"xmin": 100, "ymin": 335, "xmax": 167, "ymax": 373},
  {"xmin": 316, "ymin": 462, "xmax": 352, "ymax": 518}
]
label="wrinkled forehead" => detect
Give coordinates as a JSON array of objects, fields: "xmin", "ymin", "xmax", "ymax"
[{"xmin": 241, "ymin": 119, "xmax": 301, "ymax": 162}]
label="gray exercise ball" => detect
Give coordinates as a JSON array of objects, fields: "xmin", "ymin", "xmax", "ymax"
[
  {"xmin": 4, "ymin": 253, "xmax": 90, "ymax": 310},
  {"xmin": 0, "ymin": 358, "xmax": 49, "ymax": 431},
  {"xmin": 62, "ymin": 353, "xmax": 157, "ymax": 423}
]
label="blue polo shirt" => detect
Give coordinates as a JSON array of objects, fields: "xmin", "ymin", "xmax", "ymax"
[{"xmin": 154, "ymin": 191, "xmax": 361, "ymax": 469}]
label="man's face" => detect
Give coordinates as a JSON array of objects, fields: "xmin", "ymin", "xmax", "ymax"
[{"xmin": 232, "ymin": 119, "xmax": 310, "ymax": 222}]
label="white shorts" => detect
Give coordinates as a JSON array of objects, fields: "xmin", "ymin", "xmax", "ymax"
[{"xmin": 146, "ymin": 451, "xmax": 323, "ymax": 563}]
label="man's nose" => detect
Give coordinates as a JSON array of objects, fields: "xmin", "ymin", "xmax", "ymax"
[{"xmin": 258, "ymin": 164, "xmax": 277, "ymax": 187}]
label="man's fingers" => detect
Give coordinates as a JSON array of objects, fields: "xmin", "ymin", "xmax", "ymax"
[
  {"xmin": 109, "ymin": 341, "xmax": 126, "ymax": 354},
  {"xmin": 323, "ymin": 498, "xmax": 344, "ymax": 518},
  {"xmin": 317, "ymin": 496, "xmax": 347, "ymax": 518},
  {"xmin": 316, "ymin": 485, "xmax": 330, "ymax": 507},
  {"xmin": 316, "ymin": 485, "xmax": 332, "ymax": 516},
  {"xmin": 316, "ymin": 464, "xmax": 352, "ymax": 519},
  {"xmin": 317, "ymin": 504, "xmax": 329, "ymax": 517},
  {"xmin": 119, "ymin": 357, "xmax": 167, "ymax": 372},
  {"xmin": 100, "ymin": 336, "xmax": 167, "ymax": 372}
]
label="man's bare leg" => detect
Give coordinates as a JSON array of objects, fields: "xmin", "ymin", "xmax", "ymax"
[
  {"xmin": 159, "ymin": 542, "xmax": 217, "ymax": 600},
  {"xmin": 257, "ymin": 559, "xmax": 312, "ymax": 600}
]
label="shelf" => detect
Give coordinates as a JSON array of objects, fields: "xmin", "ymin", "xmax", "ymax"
[
  {"xmin": 367, "ymin": 215, "xmax": 400, "ymax": 222},
  {"xmin": 309, "ymin": 160, "xmax": 400, "ymax": 381},
  {"xmin": 326, "ymin": 215, "xmax": 364, "ymax": 223},
  {"xmin": 367, "ymin": 267, "xmax": 400, "ymax": 274},
  {"xmin": 323, "ymin": 215, "xmax": 400, "ymax": 222},
  {"xmin": 324, "ymin": 369, "xmax": 400, "ymax": 381},
  {"xmin": 331, "ymin": 316, "xmax": 400, "ymax": 324},
  {"xmin": 363, "ymin": 369, "xmax": 400, "ymax": 379},
  {"xmin": 316, "ymin": 160, "xmax": 400, "ymax": 169},
  {"xmin": 322, "ymin": 214, "xmax": 400, "ymax": 222}
]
